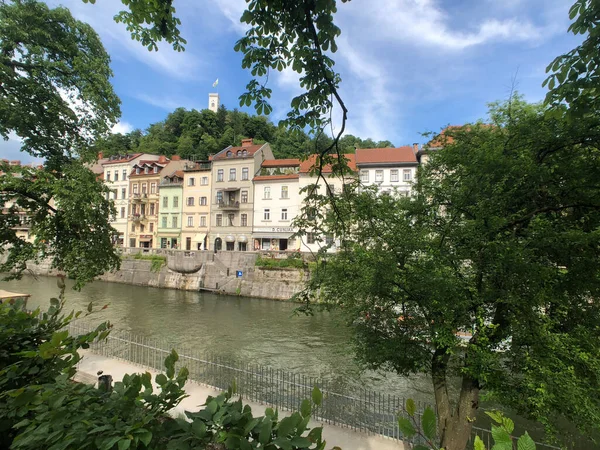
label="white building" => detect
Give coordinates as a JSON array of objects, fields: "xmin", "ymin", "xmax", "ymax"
[
  {"xmin": 252, "ymin": 159, "xmax": 301, "ymax": 251},
  {"xmin": 297, "ymin": 153, "xmax": 357, "ymax": 254},
  {"xmin": 355, "ymin": 146, "xmax": 418, "ymax": 196},
  {"xmin": 101, "ymin": 153, "xmax": 161, "ymax": 246},
  {"xmin": 208, "ymin": 93, "xmax": 219, "ymax": 113}
]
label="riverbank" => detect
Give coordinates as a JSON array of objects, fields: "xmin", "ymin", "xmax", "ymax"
[
  {"xmin": 11, "ymin": 250, "xmax": 309, "ymax": 301},
  {"xmin": 75, "ymin": 351, "xmax": 405, "ymax": 450}
]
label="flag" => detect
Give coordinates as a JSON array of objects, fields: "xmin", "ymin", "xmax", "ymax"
[{"xmin": 212, "ymin": 78, "xmax": 219, "ymax": 88}]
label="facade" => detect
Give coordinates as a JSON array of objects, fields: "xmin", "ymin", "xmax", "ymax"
[
  {"xmin": 127, "ymin": 158, "xmax": 168, "ymax": 248},
  {"xmin": 252, "ymin": 159, "xmax": 301, "ymax": 251},
  {"xmin": 101, "ymin": 153, "xmax": 161, "ymax": 246},
  {"xmin": 208, "ymin": 93, "xmax": 219, "ymax": 113},
  {"xmin": 157, "ymin": 170, "xmax": 184, "ymax": 249},
  {"xmin": 355, "ymin": 146, "xmax": 418, "ymax": 196},
  {"xmin": 209, "ymin": 138, "xmax": 274, "ymax": 251},
  {"xmin": 298, "ymin": 154, "xmax": 357, "ymax": 253},
  {"xmin": 181, "ymin": 161, "xmax": 212, "ymax": 251}
]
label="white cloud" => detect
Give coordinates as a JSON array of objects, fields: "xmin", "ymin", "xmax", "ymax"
[
  {"xmin": 111, "ymin": 121, "xmax": 134, "ymax": 134},
  {"xmin": 212, "ymin": 0, "xmax": 248, "ymax": 34}
]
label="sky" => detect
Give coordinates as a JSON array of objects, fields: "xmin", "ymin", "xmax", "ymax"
[{"xmin": 1, "ymin": 0, "xmax": 580, "ymax": 163}]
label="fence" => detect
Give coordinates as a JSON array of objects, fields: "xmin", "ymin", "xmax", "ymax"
[{"xmin": 68, "ymin": 321, "xmax": 560, "ymax": 450}]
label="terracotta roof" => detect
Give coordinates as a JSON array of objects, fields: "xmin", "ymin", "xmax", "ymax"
[
  {"xmin": 261, "ymin": 159, "xmax": 300, "ymax": 168},
  {"xmin": 101, "ymin": 153, "xmax": 142, "ymax": 165},
  {"xmin": 253, "ymin": 174, "xmax": 300, "ymax": 181},
  {"xmin": 212, "ymin": 144, "xmax": 263, "ymax": 160},
  {"xmin": 299, "ymin": 154, "xmax": 356, "ymax": 174},
  {"xmin": 173, "ymin": 170, "xmax": 184, "ymax": 178},
  {"xmin": 355, "ymin": 147, "xmax": 416, "ymax": 165}
]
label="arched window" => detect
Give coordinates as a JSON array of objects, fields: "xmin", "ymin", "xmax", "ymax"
[
  {"xmin": 226, "ymin": 151, "xmax": 232, "ymax": 157},
  {"xmin": 242, "ymin": 150, "xmax": 248, "ymax": 157},
  {"xmin": 237, "ymin": 150, "xmax": 241, "ymax": 156}
]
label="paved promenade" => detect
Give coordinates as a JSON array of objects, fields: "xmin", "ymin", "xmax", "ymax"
[{"xmin": 75, "ymin": 351, "xmax": 405, "ymax": 450}]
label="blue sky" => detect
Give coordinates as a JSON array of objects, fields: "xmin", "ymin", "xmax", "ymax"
[{"xmin": 2, "ymin": 0, "xmax": 579, "ymax": 163}]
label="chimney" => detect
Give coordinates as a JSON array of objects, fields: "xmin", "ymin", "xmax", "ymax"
[
  {"xmin": 171, "ymin": 155, "xmax": 181, "ymax": 161},
  {"xmin": 412, "ymin": 143, "xmax": 419, "ymax": 153},
  {"xmin": 241, "ymin": 138, "xmax": 253, "ymax": 147},
  {"xmin": 98, "ymin": 152, "xmax": 104, "ymax": 160},
  {"xmin": 158, "ymin": 155, "xmax": 167, "ymax": 164},
  {"xmin": 10, "ymin": 160, "xmax": 20, "ymax": 166}
]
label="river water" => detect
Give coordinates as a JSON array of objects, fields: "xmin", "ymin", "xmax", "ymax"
[{"xmin": 2, "ymin": 275, "xmax": 594, "ymax": 449}]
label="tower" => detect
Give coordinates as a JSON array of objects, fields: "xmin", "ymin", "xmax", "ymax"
[{"xmin": 209, "ymin": 93, "xmax": 219, "ymax": 113}]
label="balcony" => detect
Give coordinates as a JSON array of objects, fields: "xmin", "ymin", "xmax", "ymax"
[
  {"xmin": 131, "ymin": 214, "xmax": 146, "ymax": 222},
  {"xmin": 216, "ymin": 201, "xmax": 240, "ymax": 210}
]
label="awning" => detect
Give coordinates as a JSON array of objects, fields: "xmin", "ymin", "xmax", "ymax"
[
  {"xmin": 238, "ymin": 235, "xmax": 248, "ymax": 243},
  {"xmin": 252, "ymin": 232, "xmax": 294, "ymax": 239},
  {"xmin": 192, "ymin": 233, "xmax": 206, "ymax": 244},
  {"xmin": 225, "ymin": 235, "xmax": 235, "ymax": 242},
  {"xmin": 138, "ymin": 237, "xmax": 152, "ymax": 242}
]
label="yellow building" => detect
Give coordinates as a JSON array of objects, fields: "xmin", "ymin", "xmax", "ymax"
[{"xmin": 181, "ymin": 161, "xmax": 212, "ymax": 250}]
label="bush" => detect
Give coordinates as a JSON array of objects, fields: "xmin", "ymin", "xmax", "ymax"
[
  {"xmin": 255, "ymin": 256, "xmax": 306, "ymax": 269},
  {"xmin": 132, "ymin": 253, "xmax": 167, "ymax": 272}
]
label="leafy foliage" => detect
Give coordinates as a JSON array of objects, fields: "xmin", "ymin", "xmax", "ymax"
[
  {"xmin": 131, "ymin": 253, "xmax": 167, "ymax": 272},
  {"xmin": 303, "ymin": 98, "xmax": 600, "ymax": 450},
  {"xmin": 255, "ymin": 255, "xmax": 307, "ymax": 269}
]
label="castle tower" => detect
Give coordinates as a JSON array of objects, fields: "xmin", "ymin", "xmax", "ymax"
[{"xmin": 208, "ymin": 93, "xmax": 219, "ymax": 113}]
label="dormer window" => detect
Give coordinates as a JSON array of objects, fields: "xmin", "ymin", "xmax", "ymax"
[
  {"xmin": 237, "ymin": 150, "xmax": 241, "ymax": 156},
  {"xmin": 153, "ymin": 166, "xmax": 158, "ymax": 174},
  {"xmin": 242, "ymin": 150, "xmax": 248, "ymax": 157},
  {"xmin": 135, "ymin": 167, "xmax": 140, "ymax": 175},
  {"xmin": 226, "ymin": 151, "xmax": 232, "ymax": 157}
]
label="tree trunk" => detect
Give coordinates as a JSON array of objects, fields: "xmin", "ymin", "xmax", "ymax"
[{"xmin": 432, "ymin": 350, "xmax": 480, "ymax": 450}]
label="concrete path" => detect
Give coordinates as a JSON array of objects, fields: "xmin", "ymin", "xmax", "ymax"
[{"xmin": 76, "ymin": 351, "xmax": 405, "ymax": 450}]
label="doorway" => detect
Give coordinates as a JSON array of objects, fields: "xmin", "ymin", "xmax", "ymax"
[{"xmin": 214, "ymin": 237, "xmax": 222, "ymax": 251}]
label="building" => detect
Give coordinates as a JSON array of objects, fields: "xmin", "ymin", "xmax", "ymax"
[
  {"xmin": 298, "ymin": 153, "xmax": 357, "ymax": 253},
  {"xmin": 101, "ymin": 153, "xmax": 161, "ymax": 246},
  {"xmin": 208, "ymin": 93, "xmax": 219, "ymax": 113},
  {"xmin": 157, "ymin": 167, "xmax": 186, "ymax": 249},
  {"xmin": 209, "ymin": 138, "xmax": 274, "ymax": 251},
  {"xmin": 252, "ymin": 159, "xmax": 301, "ymax": 251},
  {"xmin": 181, "ymin": 161, "xmax": 212, "ymax": 251},
  {"xmin": 127, "ymin": 156, "xmax": 178, "ymax": 248},
  {"xmin": 355, "ymin": 146, "xmax": 418, "ymax": 196}
]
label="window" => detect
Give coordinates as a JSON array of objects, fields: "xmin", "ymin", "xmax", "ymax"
[
  {"xmin": 201, "ymin": 176, "xmax": 208, "ymax": 185},
  {"xmin": 326, "ymin": 235, "xmax": 334, "ymax": 246},
  {"xmin": 242, "ymin": 149, "xmax": 247, "ymax": 157},
  {"xmin": 264, "ymin": 186, "xmax": 271, "ymax": 199},
  {"xmin": 187, "ymin": 216, "xmax": 194, "ymax": 227},
  {"xmin": 151, "ymin": 183, "xmax": 156, "ymax": 194},
  {"xmin": 122, "ymin": 169, "xmax": 127, "ymax": 180},
  {"xmin": 162, "ymin": 217, "xmax": 167, "ymax": 228},
  {"xmin": 307, "ymin": 233, "xmax": 316, "ymax": 244},
  {"xmin": 228, "ymin": 213, "xmax": 235, "ymax": 226},
  {"xmin": 112, "ymin": 189, "xmax": 117, "ymax": 199},
  {"xmin": 133, "ymin": 184, "xmax": 139, "ymax": 194},
  {"xmin": 200, "ymin": 216, "xmax": 207, "ymax": 227},
  {"xmin": 375, "ymin": 170, "xmax": 384, "ymax": 182},
  {"xmin": 145, "ymin": 167, "xmax": 149, "ymax": 174},
  {"xmin": 135, "ymin": 167, "xmax": 140, "ymax": 175},
  {"xmin": 173, "ymin": 196, "xmax": 179, "ymax": 207},
  {"xmin": 263, "ymin": 209, "xmax": 270, "ymax": 220},
  {"xmin": 390, "ymin": 169, "xmax": 399, "ymax": 182},
  {"xmin": 281, "ymin": 208, "xmax": 288, "ymax": 220},
  {"xmin": 226, "ymin": 150, "xmax": 232, "ymax": 157},
  {"xmin": 188, "ymin": 177, "xmax": 196, "ymax": 186},
  {"xmin": 217, "ymin": 169, "xmax": 224, "ymax": 182},
  {"xmin": 200, "ymin": 196, "xmax": 207, "ymax": 206},
  {"xmin": 142, "ymin": 184, "xmax": 147, "ymax": 194},
  {"xmin": 216, "ymin": 214, "xmax": 223, "ymax": 226},
  {"xmin": 229, "ymin": 168, "xmax": 236, "ymax": 181},
  {"xmin": 403, "ymin": 169, "xmax": 412, "ymax": 181},
  {"xmin": 114, "ymin": 171, "xmax": 119, "ymax": 181},
  {"xmin": 281, "ymin": 186, "xmax": 289, "ymax": 199},
  {"xmin": 120, "ymin": 207, "xmax": 125, "ymax": 219},
  {"xmin": 122, "ymin": 188, "xmax": 126, "ymax": 199},
  {"xmin": 242, "ymin": 167, "xmax": 249, "ymax": 180},
  {"xmin": 172, "ymin": 216, "xmax": 178, "ymax": 228},
  {"xmin": 241, "ymin": 214, "xmax": 247, "ymax": 227},
  {"xmin": 216, "ymin": 191, "xmax": 223, "ymax": 204},
  {"xmin": 140, "ymin": 224, "xmax": 145, "ymax": 232},
  {"xmin": 360, "ymin": 170, "xmax": 369, "ymax": 183},
  {"xmin": 149, "ymin": 223, "xmax": 154, "ymax": 232},
  {"xmin": 150, "ymin": 203, "xmax": 155, "ymax": 215},
  {"xmin": 131, "ymin": 223, "xmax": 135, "ymax": 232},
  {"xmin": 187, "ymin": 197, "xmax": 194, "ymax": 206},
  {"xmin": 153, "ymin": 166, "xmax": 158, "ymax": 174},
  {"xmin": 163, "ymin": 197, "xmax": 168, "ymax": 208},
  {"xmin": 106, "ymin": 171, "xmax": 111, "ymax": 181},
  {"xmin": 241, "ymin": 190, "xmax": 248, "ymax": 203}
]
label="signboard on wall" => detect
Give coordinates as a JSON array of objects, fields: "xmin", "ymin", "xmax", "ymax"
[{"xmin": 253, "ymin": 227, "xmax": 297, "ymax": 233}]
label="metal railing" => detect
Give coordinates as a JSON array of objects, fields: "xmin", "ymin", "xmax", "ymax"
[{"xmin": 68, "ymin": 321, "xmax": 560, "ymax": 449}]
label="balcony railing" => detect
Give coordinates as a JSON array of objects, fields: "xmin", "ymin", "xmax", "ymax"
[
  {"xmin": 131, "ymin": 214, "xmax": 146, "ymax": 222},
  {"xmin": 216, "ymin": 201, "xmax": 240, "ymax": 210}
]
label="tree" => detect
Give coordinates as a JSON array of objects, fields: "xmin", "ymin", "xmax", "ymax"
[
  {"xmin": 0, "ymin": 0, "xmax": 121, "ymax": 287},
  {"xmin": 303, "ymin": 98, "xmax": 600, "ymax": 450}
]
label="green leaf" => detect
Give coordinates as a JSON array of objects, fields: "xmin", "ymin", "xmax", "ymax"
[
  {"xmin": 118, "ymin": 439, "xmax": 131, "ymax": 450},
  {"xmin": 406, "ymin": 398, "xmax": 416, "ymax": 417},
  {"xmin": 277, "ymin": 416, "xmax": 298, "ymax": 437},
  {"xmin": 474, "ymin": 436, "xmax": 486, "ymax": 450},
  {"xmin": 137, "ymin": 430, "xmax": 152, "ymax": 447},
  {"xmin": 273, "ymin": 437, "xmax": 293, "ymax": 450},
  {"xmin": 485, "ymin": 411, "xmax": 504, "ymax": 425},
  {"xmin": 312, "ymin": 386, "xmax": 323, "ymax": 406},
  {"xmin": 155, "ymin": 373, "xmax": 167, "ymax": 386},
  {"xmin": 421, "ymin": 407, "xmax": 436, "ymax": 440},
  {"xmin": 300, "ymin": 399, "xmax": 311, "ymax": 417},
  {"xmin": 517, "ymin": 432, "xmax": 536, "ymax": 450},
  {"xmin": 259, "ymin": 419, "xmax": 273, "ymax": 445},
  {"xmin": 207, "ymin": 400, "xmax": 218, "ymax": 415},
  {"xmin": 491, "ymin": 425, "xmax": 512, "ymax": 450},
  {"xmin": 290, "ymin": 436, "xmax": 312, "ymax": 447},
  {"xmin": 397, "ymin": 417, "xmax": 416, "ymax": 439},
  {"xmin": 413, "ymin": 446, "xmax": 430, "ymax": 450},
  {"xmin": 191, "ymin": 420, "xmax": 207, "ymax": 438}
]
